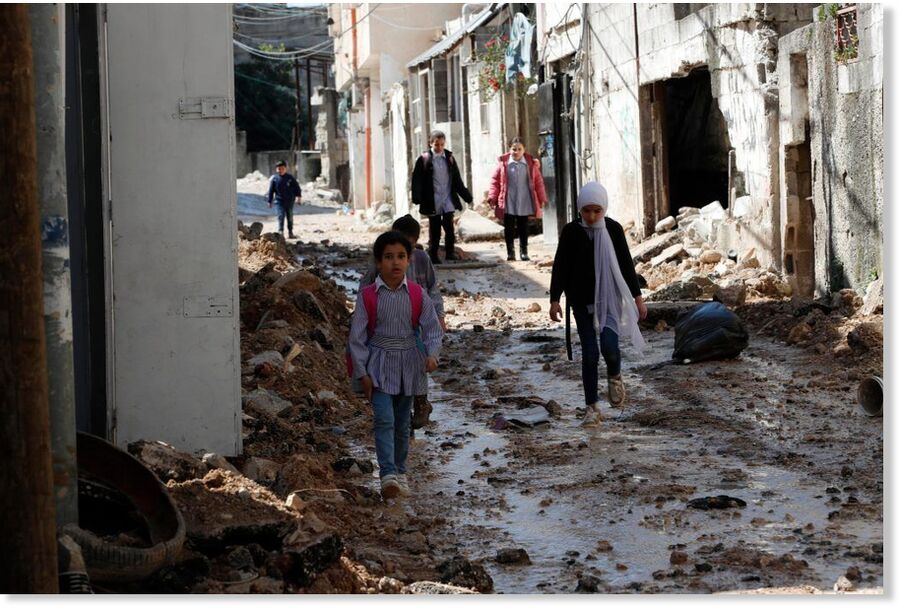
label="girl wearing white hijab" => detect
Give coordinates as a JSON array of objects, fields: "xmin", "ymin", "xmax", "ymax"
[{"xmin": 549, "ymin": 182, "xmax": 647, "ymax": 427}]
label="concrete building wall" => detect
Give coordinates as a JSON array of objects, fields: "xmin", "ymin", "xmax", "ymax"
[
  {"xmin": 778, "ymin": 5, "xmax": 883, "ymax": 294},
  {"xmin": 577, "ymin": 3, "xmax": 815, "ymax": 267},
  {"xmin": 466, "ymin": 64, "xmax": 506, "ymax": 205}
]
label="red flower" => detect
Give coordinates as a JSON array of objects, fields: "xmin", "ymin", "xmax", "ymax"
[
  {"xmin": 499, "ymin": 63, "xmax": 506, "ymax": 71},
  {"xmin": 485, "ymin": 39, "xmax": 494, "ymax": 48},
  {"xmin": 502, "ymin": 34, "xmax": 509, "ymax": 42},
  {"xmin": 517, "ymin": 72, "xmax": 525, "ymax": 81},
  {"xmin": 492, "ymin": 82, "xmax": 500, "ymax": 91}
]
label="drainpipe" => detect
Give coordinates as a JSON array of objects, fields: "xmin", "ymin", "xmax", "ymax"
[
  {"xmin": 0, "ymin": 4, "xmax": 60, "ymax": 592},
  {"xmin": 31, "ymin": 2, "xmax": 79, "ymax": 530},
  {"xmin": 365, "ymin": 83, "xmax": 372, "ymax": 208}
]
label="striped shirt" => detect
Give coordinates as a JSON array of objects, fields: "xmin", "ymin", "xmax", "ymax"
[
  {"xmin": 348, "ymin": 275, "xmax": 443, "ymax": 396},
  {"xmin": 431, "ymin": 151, "xmax": 456, "ymax": 215},
  {"xmin": 359, "ymin": 249, "xmax": 445, "ymax": 318}
]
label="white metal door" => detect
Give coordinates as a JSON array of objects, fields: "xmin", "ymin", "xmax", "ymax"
[{"xmin": 101, "ymin": 3, "xmax": 241, "ymax": 454}]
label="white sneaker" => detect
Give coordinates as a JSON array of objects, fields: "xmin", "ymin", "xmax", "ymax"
[
  {"xmin": 381, "ymin": 474, "xmax": 402, "ymax": 499},
  {"xmin": 580, "ymin": 403, "xmax": 602, "ymax": 428},
  {"xmin": 396, "ymin": 474, "xmax": 411, "ymax": 496}
]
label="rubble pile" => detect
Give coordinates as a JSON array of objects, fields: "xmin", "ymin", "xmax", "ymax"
[
  {"xmin": 627, "ymin": 202, "xmax": 792, "ymax": 306},
  {"xmin": 120, "ymin": 227, "xmax": 480, "ymax": 594}
]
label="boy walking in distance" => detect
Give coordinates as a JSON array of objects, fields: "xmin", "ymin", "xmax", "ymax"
[
  {"xmin": 411, "ymin": 130, "xmax": 473, "ymax": 264},
  {"xmin": 266, "ymin": 160, "xmax": 302, "ymax": 239},
  {"xmin": 348, "ymin": 231, "xmax": 443, "ymax": 498}
]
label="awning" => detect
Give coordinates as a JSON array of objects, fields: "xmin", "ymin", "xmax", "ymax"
[{"xmin": 406, "ymin": 4, "xmax": 502, "ymax": 69}]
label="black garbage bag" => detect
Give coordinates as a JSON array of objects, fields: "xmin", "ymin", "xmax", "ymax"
[{"xmin": 672, "ymin": 302, "xmax": 749, "ymax": 363}]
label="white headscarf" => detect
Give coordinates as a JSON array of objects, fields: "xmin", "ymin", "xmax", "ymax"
[{"xmin": 576, "ymin": 182, "xmax": 645, "ymax": 351}]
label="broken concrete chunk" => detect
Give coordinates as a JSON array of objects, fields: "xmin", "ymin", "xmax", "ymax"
[
  {"xmin": 402, "ymin": 581, "xmax": 477, "ymax": 594},
  {"xmin": 699, "ymin": 250, "xmax": 722, "ymax": 264},
  {"xmin": 860, "ymin": 277, "xmax": 883, "ymax": 316},
  {"xmin": 526, "ymin": 302, "xmax": 541, "ymax": 313},
  {"xmin": 243, "ymin": 388, "xmax": 292, "ymax": 417},
  {"xmin": 631, "ymin": 231, "xmax": 682, "ymax": 264},
  {"xmin": 496, "ymin": 548, "xmax": 531, "ymax": 565},
  {"xmin": 241, "ymin": 457, "xmax": 281, "ymax": 482},
  {"xmin": 713, "ymin": 279, "xmax": 747, "ymax": 308},
  {"xmin": 293, "ymin": 289, "xmax": 328, "ymax": 321},
  {"xmin": 248, "ymin": 350, "xmax": 285, "ymax": 369},
  {"xmin": 202, "ymin": 453, "xmax": 241, "ymax": 475},
  {"xmin": 687, "ymin": 495, "xmax": 747, "ymax": 510},
  {"xmin": 272, "ymin": 269, "xmax": 321, "ymax": 293},
  {"xmin": 437, "ymin": 555, "xmax": 494, "ymax": 593},
  {"xmin": 650, "ymin": 244, "xmax": 687, "ymax": 268},
  {"xmin": 700, "ymin": 200, "xmax": 726, "ymax": 220},
  {"xmin": 655, "ymin": 216, "xmax": 677, "ymax": 233},
  {"xmin": 285, "ymin": 493, "xmax": 305, "ymax": 512},
  {"xmin": 128, "ymin": 439, "xmax": 210, "ymax": 483}
]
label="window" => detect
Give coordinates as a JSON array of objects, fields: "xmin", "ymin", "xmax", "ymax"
[
  {"xmin": 480, "ymin": 98, "xmax": 491, "ymax": 134},
  {"xmin": 430, "ymin": 58, "xmax": 449, "ymax": 124},
  {"xmin": 835, "ymin": 4, "xmax": 859, "ymax": 62}
]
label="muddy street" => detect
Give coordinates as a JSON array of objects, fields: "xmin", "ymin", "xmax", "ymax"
[{"xmin": 276, "ymin": 204, "xmax": 883, "ymax": 595}]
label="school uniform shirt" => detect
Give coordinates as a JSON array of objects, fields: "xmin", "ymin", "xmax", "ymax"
[
  {"xmin": 348, "ymin": 275, "xmax": 443, "ymax": 396},
  {"xmin": 504, "ymin": 157, "xmax": 535, "ymax": 217},
  {"xmin": 358, "ymin": 249, "xmax": 445, "ymax": 318},
  {"xmin": 430, "ymin": 151, "xmax": 456, "ymax": 216}
]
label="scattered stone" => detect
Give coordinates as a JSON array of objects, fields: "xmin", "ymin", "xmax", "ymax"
[
  {"xmin": 241, "ymin": 457, "xmax": 281, "ymax": 482},
  {"xmin": 473, "ymin": 324, "xmax": 485, "ymax": 333},
  {"xmin": 526, "ymin": 302, "xmax": 542, "ymax": 313},
  {"xmin": 860, "ymin": 278, "xmax": 883, "ymax": 316},
  {"xmin": 544, "ymin": 400, "xmax": 562, "ymax": 417},
  {"xmin": 655, "ymin": 216, "xmax": 677, "ymax": 233},
  {"xmin": 699, "ymin": 250, "xmax": 722, "ymax": 264},
  {"xmin": 243, "ymin": 388, "xmax": 292, "ymax": 417},
  {"xmin": 630, "ymin": 231, "xmax": 682, "ymax": 264},
  {"xmin": 496, "ymin": 548, "xmax": 531, "ymax": 565},
  {"xmin": 492, "ymin": 306, "xmax": 507, "ymax": 318},
  {"xmin": 655, "ymin": 319, "xmax": 668, "ymax": 331},
  {"xmin": 670, "ymin": 550, "xmax": 689, "ymax": 565},
  {"xmin": 694, "ymin": 562, "xmax": 713, "ymax": 573},
  {"xmin": 437, "ymin": 556, "xmax": 494, "ymax": 593},
  {"xmin": 248, "ymin": 350, "xmax": 285, "ymax": 369},
  {"xmin": 378, "ymin": 576, "xmax": 404, "ymax": 593},
  {"xmin": 201, "ymin": 452, "xmax": 241, "ymax": 475},
  {"xmin": 787, "ymin": 322, "xmax": 813, "ymax": 345},
  {"xmin": 285, "ymin": 493, "xmax": 305, "ymax": 511},
  {"xmin": 834, "ymin": 575, "xmax": 856, "ymax": 592},
  {"xmin": 575, "ymin": 574, "xmax": 600, "ymax": 593},
  {"xmin": 226, "ymin": 546, "xmax": 255, "ymax": 572},
  {"xmin": 651, "ymin": 244, "xmax": 688, "ymax": 268},
  {"xmin": 128, "ymin": 439, "xmax": 210, "ymax": 483},
  {"xmin": 596, "ymin": 540, "xmax": 613, "ymax": 552},
  {"xmin": 686, "ymin": 495, "xmax": 747, "ymax": 510},
  {"xmin": 402, "ymin": 581, "xmax": 477, "ymax": 594},
  {"xmin": 292, "ymin": 289, "xmax": 328, "ymax": 321}
]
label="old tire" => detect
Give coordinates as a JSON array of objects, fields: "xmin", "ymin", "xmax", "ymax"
[{"xmin": 67, "ymin": 432, "xmax": 186, "ymax": 582}]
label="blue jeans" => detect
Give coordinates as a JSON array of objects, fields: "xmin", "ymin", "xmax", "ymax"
[
  {"xmin": 573, "ymin": 305, "xmax": 622, "ymax": 405},
  {"xmin": 371, "ymin": 390, "xmax": 413, "ymax": 478},
  {"xmin": 274, "ymin": 200, "xmax": 294, "ymax": 233}
]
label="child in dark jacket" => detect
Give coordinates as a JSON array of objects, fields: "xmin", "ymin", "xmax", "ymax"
[
  {"xmin": 410, "ymin": 130, "xmax": 474, "ymax": 264},
  {"xmin": 549, "ymin": 182, "xmax": 648, "ymax": 428},
  {"xmin": 488, "ymin": 137, "xmax": 548, "ymax": 261},
  {"xmin": 359, "ymin": 215, "xmax": 446, "ymax": 434},
  {"xmin": 348, "ymin": 231, "xmax": 443, "ymax": 499}
]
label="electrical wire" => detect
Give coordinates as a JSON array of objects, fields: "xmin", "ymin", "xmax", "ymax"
[
  {"xmin": 369, "ymin": 12, "xmax": 445, "ymax": 32},
  {"xmin": 234, "ymin": 69, "xmax": 298, "ymax": 95},
  {"xmin": 232, "ymin": 3, "xmax": 380, "ymax": 61}
]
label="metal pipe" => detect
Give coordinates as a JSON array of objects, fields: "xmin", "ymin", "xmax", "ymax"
[
  {"xmin": 30, "ymin": 2, "xmax": 79, "ymax": 530},
  {"xmin": 0, "ymin": 3, "xmax": 60, "ymax": 592}
]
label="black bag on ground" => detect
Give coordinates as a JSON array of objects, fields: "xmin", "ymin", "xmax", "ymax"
[{"xmin": 672, "ymin": 302, "xmax": 749, "ymax": 363}]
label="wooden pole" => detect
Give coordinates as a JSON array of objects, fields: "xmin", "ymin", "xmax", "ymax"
[
  {"xmin": 306, "ymin": 57, "xmax": 314, "ymax": 149},
  {"xmin": 0, "ymin": 4, "xmax": 59, "ymax": 593}
]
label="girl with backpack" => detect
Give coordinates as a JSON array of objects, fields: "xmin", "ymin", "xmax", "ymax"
[
  {"xmin": 488, "ymin": 137, "xmax": 548, "ymax": 261},
  {"xmin": 347, "ymin": 231, "xmax": 443, "ymax": 499},
  {"xmin": 549, "ymin": 182, "xmax": 647, "ymax": 428}
]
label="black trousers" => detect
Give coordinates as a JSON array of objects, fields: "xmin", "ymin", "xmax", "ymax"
[
  {"xmin": 504, "ymin": 214, "xmax": 529, "ymax": 249},
  {"xmin": 428, "ymin": 212, "xmax": 455, "ymax": 258}
]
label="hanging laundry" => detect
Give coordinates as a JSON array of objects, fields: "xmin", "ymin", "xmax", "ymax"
[{"xmin": 505, "ymin": 12, "xmax": 535, "ymax": 82}]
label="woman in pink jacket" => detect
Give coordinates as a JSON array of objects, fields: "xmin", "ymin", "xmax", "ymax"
[{"xmin": 488, "ymin": 137, "xmax": 548, "ymax": 261}]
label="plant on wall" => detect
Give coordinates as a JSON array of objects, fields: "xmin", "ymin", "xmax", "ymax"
[{"xmin": 472, "ymin": 33, "xmax": 537, "ymax": 102}]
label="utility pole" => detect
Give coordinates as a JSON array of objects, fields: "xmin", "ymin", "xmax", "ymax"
[
  {"xmin": 293, "ymin": 57, "xmax": 302, "ymax": 158},
  {"xmin": 306, "ymin": 57, "xmax": 314, "ymax": 149},
  {"xmin": 0, "ymin": 4, "xmax": 60, "ymax": 593}
]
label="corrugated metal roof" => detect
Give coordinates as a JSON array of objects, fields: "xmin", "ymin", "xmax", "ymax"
[{"xmin": 406, "ymin": 4, "xmax": 500, "ymax": 69}]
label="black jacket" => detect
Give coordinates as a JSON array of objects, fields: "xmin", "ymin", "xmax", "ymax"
[
  {"xmin": 549, "ymin": 217, "xmax": 642, "ymax": 306},
  {"xmin": 411, "ymin": 149, "xmax": 473, "ymax": 216}
]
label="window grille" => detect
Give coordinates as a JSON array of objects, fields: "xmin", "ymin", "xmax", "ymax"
[{"xmin": 835, "ymin": 4, "xmax": 859, "ymax": 62}]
